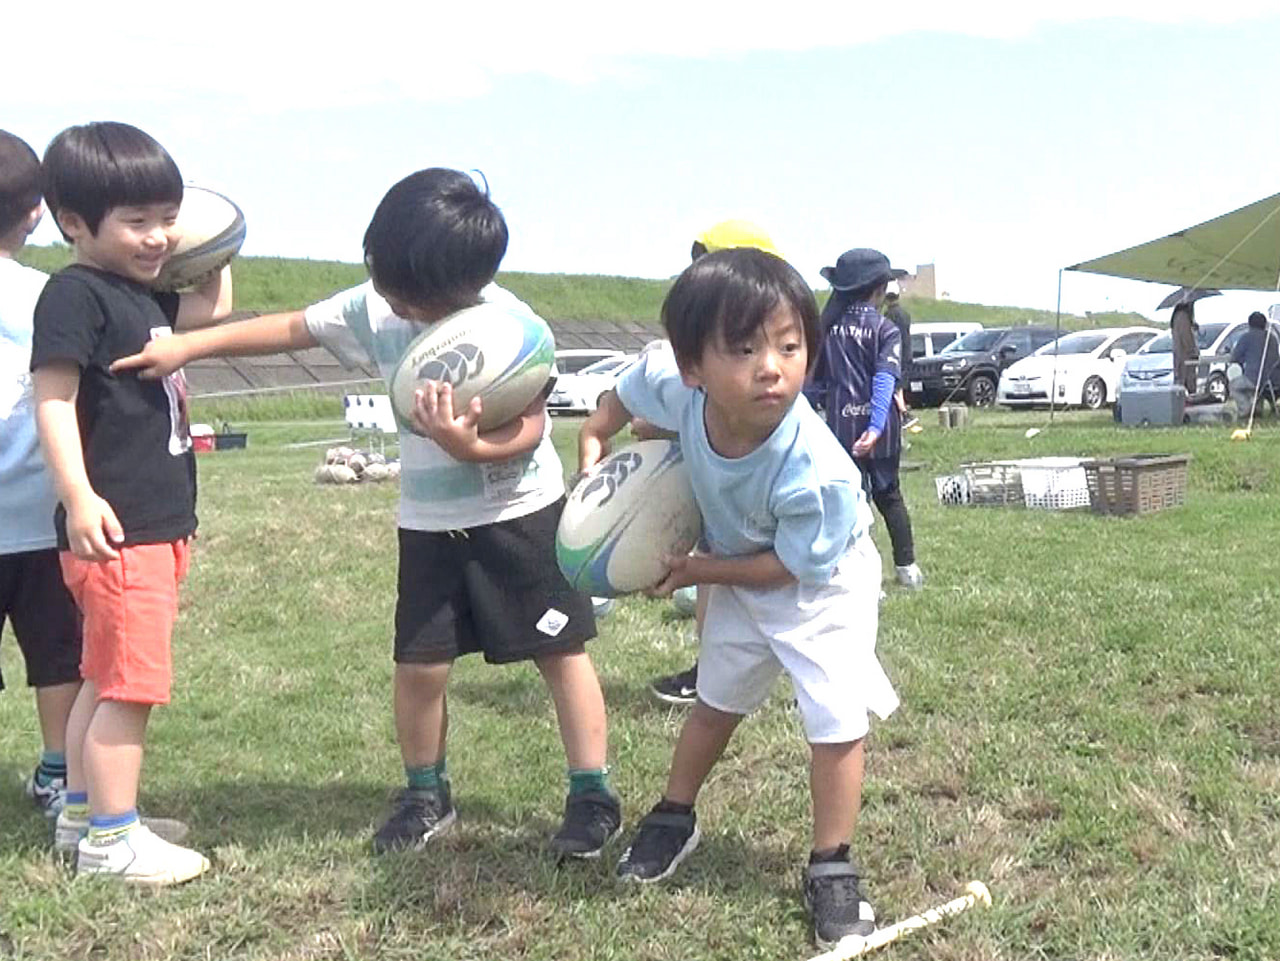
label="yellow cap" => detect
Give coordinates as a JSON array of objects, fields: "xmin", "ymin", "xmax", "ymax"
[{"xmin": 694, "ymin": 220, "xmax": 782, "ymax": 258}]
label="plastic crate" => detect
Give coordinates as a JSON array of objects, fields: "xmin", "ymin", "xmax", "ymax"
[
  {"xmin": 962, "ymin": 461, "xmax": 1024, "ymax": 507},
  {"xmin": 934, "ymin": 473, "xmax": 970, "ymax": 505},
  {"xmin": 1081, "ymin": 454, "xmax": 1191, "ymax": 515},
  {"xmin": 1017, "ymin": 457, "xmax": 1091, "ymax": 511}
]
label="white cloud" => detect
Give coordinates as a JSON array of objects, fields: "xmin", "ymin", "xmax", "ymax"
[{"xmin": 8, "ymin": 0, "xmax": 1280, "ymax": 109}]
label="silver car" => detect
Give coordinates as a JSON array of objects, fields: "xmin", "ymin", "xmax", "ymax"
[{"xmin": 1117, "ymin": 321, "xmax": 1249, "ymax": 404}]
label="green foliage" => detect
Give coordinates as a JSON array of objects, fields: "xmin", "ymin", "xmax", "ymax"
[{"xmin": 2, "ymin": 410, "xmax": 1278, "ymax": 960}]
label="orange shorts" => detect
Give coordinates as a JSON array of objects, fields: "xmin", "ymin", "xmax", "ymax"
[{"xmin": 59, "ymin": 540, "xmax": 191, "ymax": 705}]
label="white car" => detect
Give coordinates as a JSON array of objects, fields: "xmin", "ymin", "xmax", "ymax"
[
  {"xmin": 1117, "ymin": 320, "xmax": 1263, "ymax": 404},
  {"xmin": 548, "ymin": 354, "xmax": 638, "ymax": 413},
  {"xmin": 554, "ymin": 349, "xmax": 624, "ymax": 375},
  {"xmin": 997, "ymin": 326, "xmax": 1160, "ymax": 409}
]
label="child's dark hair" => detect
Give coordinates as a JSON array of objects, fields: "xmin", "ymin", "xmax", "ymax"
[
  {"xmin": 42, "ymin": 122, "xmax": 182, "ymax": 241},
  {"xmin": 0, "ymin": 130, "xmax": 42, "ymax": 237},
  {"xmin": 363, "ymin": 168, "xmax": 508, "ymax": 311},
  {"xmin": 662, "ymin": 248, "xmax": 820, "ymax": 371}
]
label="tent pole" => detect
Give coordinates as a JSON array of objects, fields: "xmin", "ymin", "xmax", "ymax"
[{"xmin": 1050, "ymin": 268, "xmax": 1063, "ymax": 424}]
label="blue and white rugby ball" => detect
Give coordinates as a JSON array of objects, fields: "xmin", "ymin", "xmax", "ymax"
[
  {"xmin": 389, "ymin": 301, "xmax": 555, "ymax": 433},
  {"xmin": 154, "ymin": 186, "xmax": 246, "ymax": 292},
  {"xmin": 556, "ymin": 439, "xmax": 702, "ymax": 597}
]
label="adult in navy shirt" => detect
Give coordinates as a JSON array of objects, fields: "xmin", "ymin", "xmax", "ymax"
[{"xmin": 806, "ymin": 248, "xmax": 923, "ymax": 591}]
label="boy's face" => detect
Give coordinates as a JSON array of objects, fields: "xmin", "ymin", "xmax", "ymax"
[
  {"xmin": 60, "ymin": 203, "xmax": 179, "ymax": 284},
  {"xmin": 681, "ymin": 304, "xmax": 808, "ymax": 443}
]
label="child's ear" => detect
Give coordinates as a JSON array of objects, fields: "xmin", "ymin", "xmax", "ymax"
[
  {"xmin": 56, "ymin": 209, "xmax": 88, "ymax": 241},
  {"xmin": 679, "ymin": 361, "xmax": 703, "ymax": 390}
]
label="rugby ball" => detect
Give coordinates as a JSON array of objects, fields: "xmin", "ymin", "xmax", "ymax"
[
  {"xmin": 389, "ymin": 301, "xmax": 555, "ymax": 433},
  {"xmin": 155, "ymin": 186, "xmax": 246, "ymax": 292},
  {"xmin": 556, "ymin": 440, "xmax": 702, "ymax": 597}
]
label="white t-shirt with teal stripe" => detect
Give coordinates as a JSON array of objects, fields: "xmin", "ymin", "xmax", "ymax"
[{"xmin": 305, "ymin": 282, "xmax": 565, "ymax": 532}]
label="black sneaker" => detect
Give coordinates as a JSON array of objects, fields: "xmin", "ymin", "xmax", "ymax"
[
  {"xmin": 372, "ymin": 784, "xmax": 456, "ymax": 854},
  {"xmin": 616, "ymin": 804, "xmax": 700, "ymax": 883},
  {"xmin": 550, "ymin": 789, "xmax": 622, "ymax": 859},
  {"xmin": 650, "ymin": 663, "xmax": 698, "ymax": 706},
  {"xmin": 804, "ymin": 858, "xmax": 876, "ymax": 947}
]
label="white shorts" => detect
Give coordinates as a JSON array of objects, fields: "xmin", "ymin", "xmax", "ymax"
[{"xmin": 696, "ymin": 535, "xmax": 899, "ymax": 743}]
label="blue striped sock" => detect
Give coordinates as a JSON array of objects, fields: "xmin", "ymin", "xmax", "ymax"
[{"xmin": 88, "ymin": 810, "xmax": 139, "ymax": 845}]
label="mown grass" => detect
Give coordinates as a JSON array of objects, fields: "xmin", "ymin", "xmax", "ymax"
[
  {"xmin": 17, "ymin": 245, "xmax": 1142, "ymax": 331},
  {"xmin": 2, "ymin": 406, "xmax": 1278, "ymax": 960}
]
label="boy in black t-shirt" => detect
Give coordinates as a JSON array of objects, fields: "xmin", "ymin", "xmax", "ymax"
[{"xmin": 30, "ymin": 122, "xmax": 232, "ymax": 885}]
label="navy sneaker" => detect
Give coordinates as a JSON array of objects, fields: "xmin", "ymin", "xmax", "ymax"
[
  {"xmin": 649, "ymin": 663, "xmax": 698, "ymax": 706},
  {"xmin": 616, "ymin": 804, "xmax": 700, "ymax": 883},
  {"xmin": 372, "ymin": 784, "xmax": 456, "ymax": 854},
  {"xmin": 550, "ymin": 789, "xmax": 622, "ymax": 859}
]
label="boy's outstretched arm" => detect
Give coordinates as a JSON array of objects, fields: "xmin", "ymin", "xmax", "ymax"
[
  {"xmin": 578, "ymin": 388, "xmax": 632, "ymax": 473},
  {"xmin": 110, "ymin": 310, "xmax": 316, "ymax": 379},
  {"xmin": 174, "ymin": 264, "xmax": 234, "ymax": 330},
  {"xmin": 33, "ymin": 364, "xmax": 124, "ymax": 562}
]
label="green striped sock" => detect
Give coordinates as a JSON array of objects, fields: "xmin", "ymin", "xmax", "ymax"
[
  {"xmin": 406, "ymin": 759, "xmax": 447, "ymax": 790},
  {"xmin": 568, "ymin": 767, "xmax": 610, "ymax": 796}
]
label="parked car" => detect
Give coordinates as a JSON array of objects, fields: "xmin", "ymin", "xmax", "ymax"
[
  {"xmin": 998, "ymin": 327, "xmax": 1160, "ymax": 410},
  {"xmin": 1117, "ymin": 320, "xmax": 1263, "ymax": 406},
  {"xmin": 548, "ymin": 354, "xmax": 638, "ymax": 413},
  {"xmin": 554, "ymin": 348, "xmax": 624, "ymax": 376},
  {"xmin": 906, "ymin": 326, "xmax": 1058, "ymax": 407},
  {"xmin": 908, "ymin": 322, "xmax": 983, "ymax": 363}
]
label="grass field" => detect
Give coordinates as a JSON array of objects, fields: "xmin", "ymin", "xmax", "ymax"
[{"xmin": 2, "ymin": 408, "xmax": 1278, "ymax": 961}]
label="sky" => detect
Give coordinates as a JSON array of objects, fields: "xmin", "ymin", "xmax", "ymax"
[{"xmin": 5, "ymin": 1, "xmax": 1280, "ymax": 322}]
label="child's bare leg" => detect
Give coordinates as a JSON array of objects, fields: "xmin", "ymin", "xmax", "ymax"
[
  {"xmin": 810, "ymin": 738, "xmax": 864, "ymax": 852},
  {"xmin": 82, "ymin": 700, "xmax": 150, "ymax": 816},
  {"xmin": 664, "ymin": 701, "xmax": 742, "ymax": 804},
  {"xmin": 35, "ymin": 680, "xmax": 81, "ymax": 754},
  {"xmin": 63, "ymin": 680, "xmax": 98, "ymax": 796},
  {"xmin": 393, "ymin": 662, "xmax": 451, "ymax": 766},
  {"xmin": 535, "ymin": 648, "xmax": 606, "ymax": 769}
]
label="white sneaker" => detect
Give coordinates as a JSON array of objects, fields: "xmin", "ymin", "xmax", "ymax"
[
  {"xmin": 76, "ymin": 825, "xmax": 209, "ymax": 886},
  {"xmin": 894, "ymin": 563, "xmax": 924, "ymax": 590},
  {"xmin": 24, "ymin": 770, "xmax": 66, "ymax": 818},
  {"xmin": 55, "ymin": 810, "xmax": 192, "ymax": 856}
]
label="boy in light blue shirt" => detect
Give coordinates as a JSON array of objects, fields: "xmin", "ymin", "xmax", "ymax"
[
  {"xmin": 0, "ymin": 129, "xmax": 82, "ymax": 818},
  {"xmin": 578, "ymin": 248, "xmax": 898, "ymax": 948}
]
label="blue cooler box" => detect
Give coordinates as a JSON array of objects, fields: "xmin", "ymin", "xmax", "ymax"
[{"xmin": 1120, "ymin": 386, "xmax": 1186, "ymax": 426}]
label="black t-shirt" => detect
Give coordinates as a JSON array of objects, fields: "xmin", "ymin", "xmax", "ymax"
[{"xmin": 30, "ymin": 265, "xmax": 197, "ymax": 549}]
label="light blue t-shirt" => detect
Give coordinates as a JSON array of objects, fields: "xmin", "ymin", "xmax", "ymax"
[
  {"xmin": 0, "ymin": 259, "xmax": 56, "ymax": 554},
  {"xmin": 615, "ymin": 345, "xmax": 872, "ymax": 585}
]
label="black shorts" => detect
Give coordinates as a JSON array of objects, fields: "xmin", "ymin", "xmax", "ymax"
[
  {"xmin": 0, "ymin": 549, "xmax": 83, "ymax": 691},
  {"xmin": 394, "ymin": 498, "xmax": 597, "ymax": 665}
]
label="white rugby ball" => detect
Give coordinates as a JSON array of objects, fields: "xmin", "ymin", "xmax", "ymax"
[
  {"xmin": 155, "ymin": 186, "xmax": 246, "ymax": 292},
  {"xmin": 389, "ymin": 301, "xmax": 555, "ymax": 433},
  {"xmin": 556, "ymin": 439, "xmax": 702, "ymax": 597}
]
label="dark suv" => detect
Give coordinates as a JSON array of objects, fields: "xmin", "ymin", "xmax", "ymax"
[{"xmin": 905, "ymin": 325, "xmax": 1058, "ymax": 407}]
